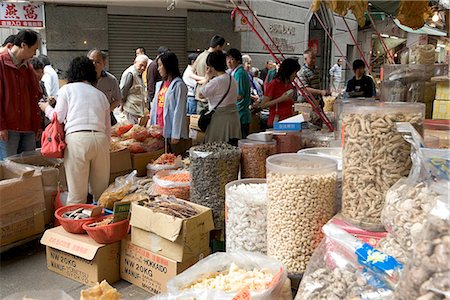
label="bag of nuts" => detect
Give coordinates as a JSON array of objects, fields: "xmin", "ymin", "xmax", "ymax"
[
  {"xmin": 266, "ymin": 154, "xmax": 337, "ymax": 275},
  {"xmin": 341, "ymin": 102, "xmax": 425, "ymax": 230},
  {"xmin": 189, "ymin": 142, "xmax": 241, "ymax": 229},
  {"xmin": 395, "ymin": 197, "xmax": 450, "ymax": 300}
]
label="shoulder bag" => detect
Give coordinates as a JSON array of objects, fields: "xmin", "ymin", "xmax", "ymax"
[
  {"xmin": 41, "ymin": 112, "xmax": 66, "ymax": 158},
  {"xmin": 198, "ymin": 75, "xmax": 232, "ymax": 132}
]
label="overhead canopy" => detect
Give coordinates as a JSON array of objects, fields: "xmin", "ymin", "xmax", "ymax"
[{"xmin": 394, "ymin": 18, "xmax": 448, "ymax": 36}]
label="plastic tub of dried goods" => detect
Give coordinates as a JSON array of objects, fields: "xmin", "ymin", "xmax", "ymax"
[
  {"xmin": 55, "ymin": 204, "xmax": 103, "ymax": 234},
  {"xmin": 153, "ymin": 169, "xmax": 190, "ymax": 200},
  {"xmin": 266, "ymin": 130, "xmax": 302, "ymax": 153},
  {"xmin": 341, "ymin": 102, "xmax": 425, "ymax": 231},
  {"xmin": 225, "ymin": 178, "xmax": 267, "ymax": 253},
  {"xmin": 238, "ymin": 139, "xmax": 276, "ymax": 178},
  {"xmin": 266, "ymin": 154, "xmax": 337, "ymax": 275},
  {"xmin": 82, "ymin": 216, "xmax": 129, "ymax": 244}
]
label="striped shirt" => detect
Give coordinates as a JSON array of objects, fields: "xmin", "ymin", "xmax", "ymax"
[{"xmin": 297, "ymin": 64, "xmax": 321, "ymax": 102}]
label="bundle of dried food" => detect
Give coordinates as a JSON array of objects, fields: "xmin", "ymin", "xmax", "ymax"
[
  {"xmin": 80, "ymin": 280, "xmax": 120, "ymax": 300},
  {"xmin": 86, "ymin": 216, "xmax": 114, "ymax": 227},
  {"xmin": 98, "ymin": 171, "xmax": 137, "ymax": 209},
  {"xmin": 138, "ymin": 195, "xmax": 199, "ymax": 219}
]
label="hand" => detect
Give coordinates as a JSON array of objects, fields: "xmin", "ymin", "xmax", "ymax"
[
  {"xmin": 0, "ymin": 130, "xmax": 8, "ymax": 142},
  {"xmin": 171, "ymin": 138, "xmax": 179, "ymax": 144},
  {"xmin": 47, "ymin": 96, "xmax": 56, "ymax": 106},
  {"xmin": 250, "ymin": 94, "xmax": 259, "ymax": 102},
  {"xmin": 38, "ymin": 101, "xmax": 49, "ymax": 112}
]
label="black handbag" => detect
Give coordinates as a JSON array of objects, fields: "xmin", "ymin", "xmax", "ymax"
[{"xmin": 198, "ymin": 75, "xmax": 232, "ymax": 132}]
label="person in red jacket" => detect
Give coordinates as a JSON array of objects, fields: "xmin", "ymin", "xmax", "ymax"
[{"xmin": 0, "ymin": 29, "xmax": 42, "ymax": 160}]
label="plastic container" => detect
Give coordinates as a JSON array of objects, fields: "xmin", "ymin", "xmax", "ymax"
[
  {"xmin": 54, "ymin": 204, "xmax": 103, "ymax": 234},
  {"xmin": 225, "ymin": 179, "xmax": 267, "ymax": 253},
  {"xmin": 153, "ymin": 169, "xmax": 190, "ymax": 200},
  {"xmin": 190, "ymin": 142, "xmax": 241, "ymax": 229},
  {"xmin": 266, "ymin": 154, "xmax": 337, "ymax": 275},
  {"xmin": 301, "ymin": 129, "xmax": 339, "ymax": 148},
  {"xmin": 298, "ymin": 147, "xmax": 342, "ymax": 213},
  {"xmin": 82, "ymin": 216, "xmax": 130, "ymax": 244},
  {"xmin": 266, "ymin": 130, "xmax": 302, "ymax": 153},
  {"xmin": 341, "ymin": 102, "xmax": 425, "ymax": 231},
  {"xmin": 333, "ymin": 98, "xmax": 375, "ymax": 141},
  {"xmin": 238, "ymin": 139, "xmax": 276, "ymax": 178}
]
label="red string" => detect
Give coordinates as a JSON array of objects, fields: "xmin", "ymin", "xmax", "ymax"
[
  {"xmin": 342, "ymin": 16, "xmax": 371, "ymax": 75},
  {"xmin": 368, "ymin": 12, "xmax": 395, "ymax": 64},
  {"xmin": 235, "ymin": 0, "xmax": 334, "ymax": 131}
]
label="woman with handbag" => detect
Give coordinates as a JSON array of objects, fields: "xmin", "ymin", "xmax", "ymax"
[
  {"xmin": 200, "ymin": 51, "xmax": 241, "ymax": 145},
  {"xmin": 39, "ymin": 56, "xmax": 111, "ymax": 205},
  {"xmin": 150, "ymin": 51, "xmax": 189, "ymax": 155}
]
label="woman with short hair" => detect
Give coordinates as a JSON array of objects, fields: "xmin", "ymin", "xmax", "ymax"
[{"xmin": 39, "ymin": 56, "xmax": 111, "ymax": 205}]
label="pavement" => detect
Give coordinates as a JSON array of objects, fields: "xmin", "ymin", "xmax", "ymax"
[{"xmin": 0, "ymin": 237, "xmax": 152, "ymax": 300}]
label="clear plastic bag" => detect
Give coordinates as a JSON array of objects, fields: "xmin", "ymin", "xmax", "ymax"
[
  {"xmin": 152, "ymin": 169, "xmax": 190, "ymax": 200},
  {"xmin": 147, "ymin": 155, "xmax": 183, "ymax": 178},
  {"xmin": 167, "ymin": 251, "xmax": 287, "ymax": 300},
  {"xmin": 98, "ymin": 170, "xmax": 137, "ymax": 209},
  {"xmin": 395, "ymin": 198, "xmax": 450, "ymax": 300}
]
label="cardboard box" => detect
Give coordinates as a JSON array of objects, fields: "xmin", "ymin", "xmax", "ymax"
[
  {"xmin": 6, "ymin": 152, "xmax": 67, "ymax": 225},
  {"xmin": 131, "ymin": 150, "xmax": 164, "ymax": 177},
  {"xmin": 40, "ymin": 226, "xmax": 120, "ymax": 286},
  {"xmin": 130, "ymin": 200, "xmax": 214, "ymax": 262},
  {"xmin": 436, "ymin": 80, "xmax": 450, "ymax": 101},
  {"xmin": 0, "ymin": 162, "xmax": 46, "ymax": 246},
  {"xmin": 433, "ymin": 99, "xmax": 450, "ymax": 120},
  {"xmin": 120, "ymin": 237, "xmax": 208, "ymax": 295},
  {"xmin": 110, "ymin": 149, "xmax": 132, "ymax": 174}
]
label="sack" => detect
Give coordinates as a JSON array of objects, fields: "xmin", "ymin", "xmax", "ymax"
[
  {"xmin": 198, "ymin": 107, "xmax": 214, "ymax": 132},
  {"xmin": 41, "ymin": 112, "xmax": 66, "ymax": 158}
]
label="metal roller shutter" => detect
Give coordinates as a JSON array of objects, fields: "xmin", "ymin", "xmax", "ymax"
[{"xmin": 108, "ymin": 14, "xmax": 187, "ymax": 80}]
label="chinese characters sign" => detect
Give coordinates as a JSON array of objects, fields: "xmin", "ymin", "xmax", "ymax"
[{"xmin": 1, "ymin": 2, "xmax": 44, "ymax": 28}]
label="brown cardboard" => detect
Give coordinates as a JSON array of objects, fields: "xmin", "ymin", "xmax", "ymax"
[
  {"xmin": 1, "ymin": 213, "xmax": 45, "ymax": 246},
  {"xmin": 131, "ymin": 227, "xmax": 210, "ymax": 262},
  {"xmin": 110, "ymin": 149, "xmax": 132, "ymax": 174},
  {"xmin": 120, "ymin": 237, "xmax": 208, "ymax": 295},
  {"xmin": 130, "ymin": 200, "xmax": 214, "ymax": 262},
  {"xmin": 0, "ymin": 162, "xmax": 46, "ymax": 246},
  {"xmin": 40, "ymin": 226, "xmax": 120, "ymax": 286},
  {"xmin": 131, "ymin": 150, "xmax": 164, "ymax": 177}
]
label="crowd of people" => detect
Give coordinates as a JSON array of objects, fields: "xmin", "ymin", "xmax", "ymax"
[{"xmin": 0, "ymin": 29, "xmax": 376, "ymax": 204}]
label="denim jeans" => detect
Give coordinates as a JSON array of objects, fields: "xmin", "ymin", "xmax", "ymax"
[
  {"xmin": 0, "ymin": 131, "xmax": 36, "ymax": 161},
  {"xmin": 187, "ymin": 96, "xmax": 197, "ymax": 115}
]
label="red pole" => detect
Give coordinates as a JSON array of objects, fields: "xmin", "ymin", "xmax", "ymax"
[
  {"xmin": 342, "ymin": 16, "xmax": 371, "ymax": 74},
  {"xmin": 368, "ymin": 12, "xmax": 395, "ymax": 64}
]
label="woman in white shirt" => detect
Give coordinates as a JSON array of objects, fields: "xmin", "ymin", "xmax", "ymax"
[
  {"xmin": 201, "ymin": 51, "xmax": 241, "ymax": 144},
  {"xmin": 39, "ymin": 56, "xmax": 111, "ymax": 205}
]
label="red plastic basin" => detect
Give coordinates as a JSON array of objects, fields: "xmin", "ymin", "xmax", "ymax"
[
  {"xmin": 55, "ymin": 204, "xmax": 102, "ymax": 234},
  {"xmin": 82, "ymin": 216, "xmax": 130, "ymax": 244}
]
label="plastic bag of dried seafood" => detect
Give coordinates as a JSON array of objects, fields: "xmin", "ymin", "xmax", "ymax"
[
  {"xmin": 166, "ymin": 251, "xmax": 288, "ymax": 300},
  {"xmin": 394, "ymin": 198, "xmax": 450, "ymax": 300},
  {"xmin": 98, "ymin": 170, "xmax": 138, "ymax": 209},
  {"xmin": 295, "ymin": 223, "xmax": 403, "ymax": 300},
  {"xmin": 381, "ymin": 123, "xmax": 450, "ymax": 261}
]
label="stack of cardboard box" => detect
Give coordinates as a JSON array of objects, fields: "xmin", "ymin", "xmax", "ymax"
[
  {"xmin": 432, "ymin": 77, "xmax": 450, "ymax": 120},
  {"xmin": 109, "ymin": 149, "xmax": 133, "ymax": 183},
  {"xmin": 121, "ymin": 200, "xmax": 214, "ymax": 295}
]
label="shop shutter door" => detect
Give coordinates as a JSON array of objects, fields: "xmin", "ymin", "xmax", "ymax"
[{"xmin": 108, "ymin": 14, "xmax": 187, "ymax": 80}]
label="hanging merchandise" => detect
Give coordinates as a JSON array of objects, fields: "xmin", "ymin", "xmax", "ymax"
[
  {"xmin": 396, "ymin": 0, "xmax": 431, "ymax": 30},
  {"xmin": 189, "ymin": 143, "xmax": 241, "ymax": 229},
  {"xmin": 225, "ymin": 179, "xmax": 267, "ymax": 253},
  {"xmin": 266, "ymin": 154, "xmax": 337, "ymax": 275},
  {"xmin": 341, "ymin": 102, "xmax": 425, "ymax": 231},
  {"xmin": 310, "ymin": 0, "xmax": 368, "ymax": 27}
]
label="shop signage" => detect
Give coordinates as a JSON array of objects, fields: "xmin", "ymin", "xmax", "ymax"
[
  {"xmin": 0, "ymin": 2, "xmax": 45, "ymax": 28},
  {"xmin": 265, "ymin": 37, "xmax": 295, "ymax": 52},
  {"xmin": 269, "ymin": 23, "xmax": 295, "ymax": 35}
]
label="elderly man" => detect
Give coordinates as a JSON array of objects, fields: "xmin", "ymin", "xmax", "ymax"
[
  {"xmin": 88, "ymin": 48, "xmax": 122, "ymax": 125},
  {"xmin": 0, "ymin": 29, "xmax": 42, "ymax": 160},
  {"xmin": 329, "ymin": 58, "xmax": 343, "ymax": 92},
  {"xmin": 298, "ymin": 49, "xmax": 329, "ymax": 104},
  {"xmin": 0, "ymin": 35, "xmax": 15, "ymax": 53},
  {"xmin": 120, "ymin": 54, "xmax": 149, "ymax": 124}
]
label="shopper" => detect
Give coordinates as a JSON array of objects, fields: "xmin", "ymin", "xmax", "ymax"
[
  {"xmin": 190, "ymin": 35, "xmax": 226, "ymax": 113},
  {"xmin": 250, "ymin": 67, "xmax": 263, "ymax": 98},
  {"xmin": 201, "ymin": 51, "xmax": 241, "ymax": 144},
  {"xmin": 260, "ymin": 58, "xmax": 300, "ymax": 127},
  {"xmin": 182, "ymin": 53, "xmax": 199, "ymax": 115},
  {"xmin": 88, "ymin": 48, "xmax": 122, "ymax": 126},
  {"xmin": 146, "ymin": 46, "xmax": 169, "ymax": 107},
  {"xmin": 298, "ymin": 49, "xmax": 329, "ymax": 104},
  {"xmin": 346, "ymin": 59, "xmax": 375, "ymax": 98},
  {"xmin": 38, "ymin": 54, "xmax": 59, "ymax": 97},
  {"xmin": 329, "ymin": 58, "xmax": 343, "ymax": 92},
  {"xmin": 259, "ymin": 59, "xmax": 274, "ymax": 81},
  {"xmin": 39, "ymin": 56, "xmax": 111, "ymax": 205},
  {"xmin": 150, "ymin": 51, "xmax": 188, "ymax": 154},
  {"xmin": 0, "ymin": 29, "xmax": 42, "ymax": 161},
  {"xmin": 120, "ymin": 54, "xmax": 149, "ymax": 124},
  {"xmin": 30, "ymin": 57, "xmax": 50, "ymax": 136},
  {"xmin": 0, "ymin": 35, "xmax": 15, "ymax": 53},
  {"xmin": 226, "ymin": 48, "xmax": 251, "ymax": 138}
]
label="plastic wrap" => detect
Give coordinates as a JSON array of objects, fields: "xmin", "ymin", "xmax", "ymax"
[
  {"xmin": 341, "ymin": 102, "xmax": 425, "ymax": 231},
  {"xmin": 146, "ymin": 155, "xmax": 183, "ymax": 178},
  {"xmin": 266, "ymin": 154, "xmax": 336, "ymax": 275},
  {"xmin": 152, "ymin": 169, "xmax": 190, "ymax": 200},
  {"xmin": 98, "ymin": 171, "xmax": 137, "ymax": 209},
  {"xmin": 189, "ymin": 143, "xmax": 241, "ymax": 229},
  {"xmin": 395, "ymin": 198, "xmax": 450, "ymax": 300},
  {"xmin": 225, "ymin": 179, "xmax": 267, "ymax": 253},
  {"xmin": 167, "ymin": 251, "xmax": 287, "ymax": 300}
]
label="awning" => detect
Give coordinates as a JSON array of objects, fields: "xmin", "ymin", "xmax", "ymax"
[{"xmin": 394, "ymin": 18, "xmax": 448, "ymax": 36}]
